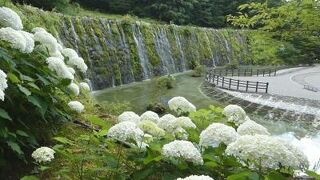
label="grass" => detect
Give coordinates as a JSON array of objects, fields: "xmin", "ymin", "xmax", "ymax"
[{"xmin": 93, "ymin": 72, "xmax": 221, "ymax": 114}]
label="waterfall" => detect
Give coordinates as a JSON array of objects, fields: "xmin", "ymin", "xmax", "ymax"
[
  {"xmin": 53, "ymin": 16, "xmax": 249, "ymax": 90},
  {"xmin": 132, "ymin": 24, "xmax": 152, "ymax": 79},
  {"xmin": 153, "ymin": 27, "xmax": 176, "ymax": 74},
  {"xmin": 173, "ymin": 29, "xmax": 187, "ymax": 72}
]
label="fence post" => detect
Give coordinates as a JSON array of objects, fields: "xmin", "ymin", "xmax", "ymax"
[
  {"xmin": 237, "ymin": 80, "xmax": 240, "ymax": 90},
  {"xmin": 266, "ymin": 83, "xmax": 269, "ymax": 93},
  {"xmin": 251, "ymin": 69, "xmax": 253, "ymax": 76},
  {"xmin": 219, "ymin": 70, "xmax": 222, "ymax": 76},
  {"xmin": 256, "ymin": 82, "xmax": 259, "ymax": 93},
  {"xmin": 238, "ymin": 69, "xmax": 240, "ymax": 76},
  {"xmin": 231, "ymin": 69, "xmax": 234, "ymax": 76},
  {"xmin": 222, "ymin": 77, "xmax": 225, "ymax": 88},
  {"xmin": 229, "ymin": 79, "xmax": 232, "ymax": 89},
  {"xmin": 269, "ymin": 69, "xmax": 271, "ymax": 76},
  {"xmin": 246, "ymin": 81, "xmax": 249, "ymax": 92},
  {"xmin": 244, "ymin": 69, "xmax": 247, "ymax": 76},
  {"xmin": 274, "ymin": 69, "xmax": 277, "ymax": 76},
  {"xmin": 263, "ymin": 70, "xmax": 265, "ymax": 77},
  {"xmin": 257, "ymin": 69, "xmax": 259, "ymax": 76},
  {"xmin": 216, "ymin": 75, "xmax": 219, "ymax": 85}
]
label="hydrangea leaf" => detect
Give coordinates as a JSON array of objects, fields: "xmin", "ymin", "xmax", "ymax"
[
  {"xmin": 0, "ymin": 108, "xmax": 12, "ymax": 121},
  {"xmin": 18, "ymin": 85, "xmax": 31, "ymax": 96}
]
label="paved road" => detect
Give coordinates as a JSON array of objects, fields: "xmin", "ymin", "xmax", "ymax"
[{"xmin": 228, "ymin": 65, "xmax": 320, "ymax": 100}]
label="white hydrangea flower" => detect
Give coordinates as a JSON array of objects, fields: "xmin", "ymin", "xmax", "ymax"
[
  {"xmin": 176, "ymin": 116, "xmax": 196, "ymax": 129},
  {"xmin": 162, "ymin": 140, "xmax": 203, "ymax": 165},
  {"xmin": 68, "ymin": 101, "xmax": 84, "ymax": 113},
  {"xmin": 118, "ymin": 111, "xmax": 140, "ymax": 124},
  {"xmin": 138, "ymin": 120, "xmax": 165, "ymax": 137},
  {"xmin": 32, "ymin": 27, "xmax": 47, "ymax": 33},
  {"xmin": 107, "ymin": 121, "xmax": 144, "ymax": 144},
  {"xmin": 223, "ymin": 105, "xmax": 247, "ymax": 125},
  {"xmin": 33, "ymin": 30, "xmax": 61, "ymax": 57},
  {"xmin": 0, "ymin": 90, "xmax": 4, "ymax": 102},
  {"xmin": 19, "ymin": 31, "xmax": 34, "ymax": 53},
  {"xmin": 143, "ymin": 134, "xmax": 154, "ymax": 143},
  {"xmin": 173, "ymin": 127, "xmax": 189, "ymax": 140},
  {"xmin": 57, "ymin": 43, "xmax": 63, "ymax": 51},
  {"xmin": 281, "ymin": 140, "xmax": 309, "ymax": 170},
  {"xmin": 226, "ymin": 135, "xmax": 309, "ymax": 170},
  {"xmin": 62, "ymin": 48, "xmax": 78, "ymax": 60},
  {"xmin": 237, "ymin": 119, "xmax": 270, "ymax": 136},
  {"xmin": 140, "ymin": 111, "xmax": 160, "ymax": 123},
  {"xmin": 79, "ymin": 82, "xmax": 91, "ymax": 91},
  {"xmin": 200, "ymin": 123, "xmax": 238, "ymax": 148},
  {"xmin": 0, "ymin": 27, "xmax": 26, "ymax": 52},
  {"xmin": 67, "ymin": 57, "xmax": 88, "ymax": 73},
  {"xmin": 67, "ymin": 82, "xmax": 80, "ymax": 96},
  {"xmin": 157, "ymin": 114, "xmax": 178, "ymax": 133},
  {"xmin": 0, "ymin": 7, "xmax": 23, "ymax": 30},
  {"xmin": 31, "ymin": 147, "xmax": 55, "ymax": 163},
  {"xmin": 0, "ymin": 69, "xmax": 8, "ymax": 101},
  {"xmin": 49, "ymin": 50, "xmax": 64, "ymax": 60},
  {"xmin": 67, "ymin": 67, "xmax": 76, "ymax": 75},
  {"xmin": 177, "ymin": 175, "xmax": 214, "ymax": 180},
  {"xmin": 46, "ymin": 57, "xmax": 74, "ymax": 80},
  {"xmin": 168, "ymin": 96, "xmax": 196, "ymax": 115}
]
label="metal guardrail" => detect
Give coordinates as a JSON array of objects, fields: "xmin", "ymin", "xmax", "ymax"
[
  {"xmin": 210, "ymin": 68, "xmax": 277, "ymax": 77},
  {"xmin": 205, "ymin": 73, "xmax": 269, "ymax": 93}
]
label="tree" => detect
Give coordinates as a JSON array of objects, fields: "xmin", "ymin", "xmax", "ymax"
[{"xmin": 227, "ymin": 0, "xmax": 320, "ymax": 64}]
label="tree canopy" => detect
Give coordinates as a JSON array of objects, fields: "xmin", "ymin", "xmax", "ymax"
[{"xmin": 228, "ymin": 0, "xmax": 320, "ymax": 64}]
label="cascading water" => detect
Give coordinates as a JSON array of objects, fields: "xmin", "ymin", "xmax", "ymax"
[
  {"xmin": 153, "ymin": 27, "xmax": 176, "ymax": 74},
  {"xmin": 173, "ymin": 29, "xmax": 187, "ymax": 72},
  {"xmin": 132, "ymin": 24, "xmax": 152, "ymax": 79},
  {"xmin": 56, "ymin": 16, "xmax": 249, "ymax": 90}
]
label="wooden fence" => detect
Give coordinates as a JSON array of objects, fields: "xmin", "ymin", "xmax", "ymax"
[
  {"xmin": 210, "ymin": 68, "xmax": 277, "ymax": 77},
  {"xmin": 205, "ymin": 74, "xmax": 269, "ymax": 93}
]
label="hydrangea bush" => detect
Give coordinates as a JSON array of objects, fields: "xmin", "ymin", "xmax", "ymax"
[
  {"xmin": 46, "ymin": 96, "xmax": 314, "ymax": 179},
  {"xmin": 0, "ymin": 6, "xmax": 89, "ymax": 167}
]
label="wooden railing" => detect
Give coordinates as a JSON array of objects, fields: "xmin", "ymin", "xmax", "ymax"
[
  {"xmin": 205, "ymin": 74, "xmax": 269, "ymax": 93},
  {"xmin": 210, "ymin": 68, "xmax": 277, "ymax": 77}
]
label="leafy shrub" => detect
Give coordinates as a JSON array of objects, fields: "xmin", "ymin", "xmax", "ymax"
[
  {"xmin": 191, "ymin": 64, "xmax": 204, "ymax": 77},
  {"xmin": 156, "ymin": 75, "xmax": 176, "ymax": 90},
  {"xmin": 146, "ymin": 102, "xmax": 166, "ymax": 114},
  {"xmin": 0, "ymin": 42, "xmax": 71, "ymax": 167},
  {"xmin": 224, "ymin": 61, "xmax": 239, "ymax": 70}
]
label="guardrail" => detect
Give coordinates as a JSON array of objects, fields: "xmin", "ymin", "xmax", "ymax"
[
  {"xmin": 210, "ymin": 68, "xmax": 277, "ymax": 77},
  {"xmin": 205, "ymin": 74, "xmax": 269, "ymax": 93}
]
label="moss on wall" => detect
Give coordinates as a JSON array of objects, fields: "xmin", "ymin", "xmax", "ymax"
[{"xmin": 14, "ymin": 5, "xmax": 259, "ymax": 90}]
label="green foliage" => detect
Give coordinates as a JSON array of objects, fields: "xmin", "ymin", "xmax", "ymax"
[
  {"xmin": 23, "ymin": 105, "xmax": 313, "ymax": 179},
  {"xmin": 96, "ymin": 101, "xmax": 132, "ymax": 116},
  {"xmin": 192, "ymin": 64, "xmax": 205, "ymax": 77},
  {"xmin": 228, "ymin": 0, "xmax": 320, "ymax": 65},
  {"xmin": 225, "ymin": 61, "xmax": 239, "ymax": 70},
  {"xmin": 13, "ymin": 0, "xmax": 71, "ymax": 11},
  {"xmin": 156, "ymin": 75, "xmax": 176, "ymax": 90},
  {"xmin": 189, "ymin": 105, "xmax": 225, "ymax": 131},
  {"xmin": 146, "ymin": 102, "xmax": 166, "ymax": 115},
  {"xmin": 69, "ymin": 0, "xmax": 283, "ymax": 28},
  {"xmin": 0, "ymin": 42, "xmax": 72, "ymax": 174}
]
